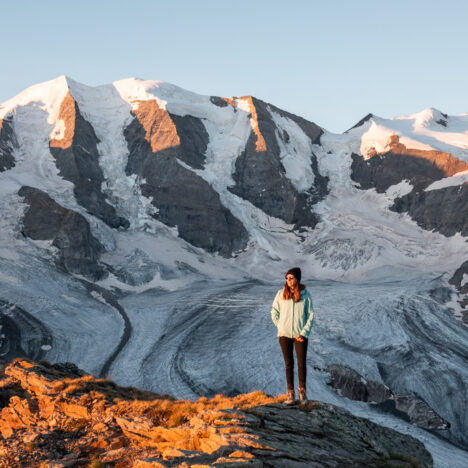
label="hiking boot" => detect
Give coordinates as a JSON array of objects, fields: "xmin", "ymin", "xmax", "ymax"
[
  {"xmin": 298, "ymin": 387, "xmax": 307, "ymax": 402},
  {"xmin": 284, "ymin": 389, "xmax": 295, "ymax": 405}
]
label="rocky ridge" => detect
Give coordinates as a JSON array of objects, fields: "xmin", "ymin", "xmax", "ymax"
[
  {"xmin": 0, "ymin": 116, "xmax": 16, "ymax": 172},
  {"xmin": 0, "ymin": 359, "xmax": 433, "ymax": 467},
  {"xmin": 326, "ymin": 364, "xmax": 449, "ymax": 430}
]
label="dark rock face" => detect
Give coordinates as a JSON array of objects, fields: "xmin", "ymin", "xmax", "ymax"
[
  {"xmin": 244, "ymin": 403, "xmax": 433, "ymax": 467},
  {"xmin": 124, "ymin": 102, "xmax": 248, "ymax": 257},
  {"xmin": 0, "ymin": 116, "xmax": 17, "ymax": 172},
  {"xmin": 351, "ymin": 135, "xmax": 468, "ymax": 193},
  {"xmin": 450, "ymin": 260, "xmax": 468, "ymax": 293},
  {"xmin": 169, "ymin": 113, "xmax": 208, "ymax": 169},
  {"xmin": 209, "ymin": 96, "xmax": 229, "ymax": 107},
  {"xmin": 449, "ymin": 260, "xmax": 468, "ymax": 324},
  {"xmin": 229, "ymin": 97, "xmax": 327, "ymax": 230},
  {"xmin": 131, "ymin": 100, "xmax": 208, "ymax": 169},
  {"xmin": 391, "ymin": 184, "xmax": 468, "ymax": 236},
  {"xmin": 49, "ymin": 92, "xmax": 128, "ymax": 229},
  {"xmin": 326, "ymin": 364, "xmax": 392, "ymax": 403},
  {"xmin": 326, "ymin": 364, "xmax": 449, "ymax": 430},
  {"xmin": 351, "ymin": 151, "xmax": 443, "ymax": 193},
  {"xmin": 351, "ymin": 134, "xmax": 468, "ymax": 239},
  {"xmin": 0, "ymin": 300, "xmax": 53, "ymax": 364},
  {"xmin": 18, "ymin": 186, "xmax": 105, "ymax": 280},
  {"xmin": 387, "ymin": 396, "xmax": 450, "ymax": 431},
  {"xmin": 345, "ymin": 113, "xmax": 374, "ymax": 133}
]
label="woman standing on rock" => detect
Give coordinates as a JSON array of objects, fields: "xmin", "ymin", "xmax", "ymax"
[{"xmin": 271, "ymin": 267, "xmax": 314, "ymax": 404}]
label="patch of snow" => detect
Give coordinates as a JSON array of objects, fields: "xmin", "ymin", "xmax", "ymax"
[
  {"xmin": 90, "ymin": 290, "xmax": 108, "ymax": 305},
  {"xmin": 351, "ymin": 108, "xmax": 468, "ymax": 162},
  {"xmin": 385, "ymin": 179, "xmax": 413, "ymax": 199},
  {"xmin": 425, "ymin": 170, "xmax": 468, "ymax": 191},
  {"xmin": 360, "ymin": 120, "xmax": 434, "ymax": 159},
  {"xmin": 112, "ymin": 78, "xmax": 168, "ymax": 110},
  {"xmin": 235, "ymin": 98, "xmax": 250, "ymax": 113},
  {"xmin": 461, "ymin": 274, "xmax": 468, "ymax": 288},
  {"xmin": 269, "ymin": 108, "xmax": 315, "ymax": 192}
]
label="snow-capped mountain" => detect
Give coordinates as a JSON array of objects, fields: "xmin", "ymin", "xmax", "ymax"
[{"xmin": 1, "ymin": 77, "xmax": 467, "ymax": 466}]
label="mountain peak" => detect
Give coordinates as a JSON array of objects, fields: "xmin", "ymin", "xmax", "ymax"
[
  {"xmin": 394, "ymin": 107, "xmax": 448, "ymax": 128},
  {"xmin": 345, "ymin": 113, "xmax": 375, "ymax": 133}
]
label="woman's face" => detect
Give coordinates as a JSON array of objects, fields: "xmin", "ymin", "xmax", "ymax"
[{"xmin": 286, "ymin": 274, "xmax": 297, "ymax": 288}]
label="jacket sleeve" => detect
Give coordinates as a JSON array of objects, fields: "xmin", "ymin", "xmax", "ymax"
[
  {"xmin": 300, "ymin": 295, "xmax": 314, "ymax": 338},
  {"xmin": 271, "ymin": 291, "xmax": 280, "ymax": 326}
]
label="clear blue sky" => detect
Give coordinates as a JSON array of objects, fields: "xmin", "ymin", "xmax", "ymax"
[{"xmin": 2, "ymin": 0, "xmax": 467, "ymax": 132}]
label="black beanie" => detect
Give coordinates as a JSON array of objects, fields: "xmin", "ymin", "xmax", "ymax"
[{"xmin": 285, "ymin": 267, "xmax": 301, "ymax": 283}]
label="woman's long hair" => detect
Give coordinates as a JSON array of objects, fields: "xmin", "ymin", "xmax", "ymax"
[{"xmin": 283, "ymin": 282, "xmax": 305, "ymax": 302}]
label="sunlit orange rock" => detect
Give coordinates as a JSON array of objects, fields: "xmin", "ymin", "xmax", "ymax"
[
  {"xmin": 0, "ymin": 395, "xmax": 38, "ymax": 438},
  {"xmin": 0, "ymin": 358, "xmax": 433, "ymax": 467},
  {"xmin": 238, "ymin": 96, "xmax": 267, "ymax": 152},
  {"xmin": 368, "ymin": 134, "xmax": 468, "ymax": 177},
  {"xmin": 131, "ymin": 100, "xmax": 180, "ymax": 153},
  {"xmin": 50, "ymin": 91, "xmax": 77, "ymax": 150}
]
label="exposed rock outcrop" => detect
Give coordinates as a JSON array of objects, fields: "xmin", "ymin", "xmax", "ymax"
[
  {"xmin": 124, "ymin": 103, "xmax": 249, "ymax": 258},
  {"xmin": 326, "ymin": 365, "xmax": 393, "ymax": 404},
  {"xmin": 18, "ymin": 186, "xmax": 105, "ymax": 280},
  {"xmin": 0, "ymin": 116, "xmax": 17, "ymax": 172},
  {"xmin": 0, "ymin": 300, "xmax": 53, "ymax": 365},
  {"xmin": 351, "ymin": 134, "xmax": 468, "ymax": 239},
  {"xmin": 0, "ymin": 359, "xmax": 433, "ymax": 467},
  {"xmin": 449, "ymin": 260, "xmax": 468, "ymax": 324},
  {"xmin": 351, "ymin": 135, "xmax": 468, "ymax": 193},
  {"xmin": 391, "ymin": 183, "xmax": 468, "ymax": 237},
  {"xmin": 345, "ymin": 113, "xmax": 374, "ymax": 133},
  {"xmin": 326, "ymin": 364, "xmax": 449, "ymax": 430},
  {"xmin": 229, "ymin": 96, "xmax": 327, "ymax": 230},
  {"xmin": 50, "ymin": 92, "xmax": 129, "ymax": 229},
  {"xmin": 129, "ymin": 100, "xmax": 209, "ymax": 170},
  {"xmin": 209, "ymin": 96, "xmax": 230, "ymax": 108}
]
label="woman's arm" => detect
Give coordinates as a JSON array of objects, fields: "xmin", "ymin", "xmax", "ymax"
[
  {"xmin": 271, "ymin": 291, "xmax": 280, "ymax": 326},
  {"xmin": 299, "ymin": 296, "xmax": 314, "ymax": 338}
]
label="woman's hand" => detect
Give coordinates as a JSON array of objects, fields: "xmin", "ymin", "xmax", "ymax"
[{"xmin": 296, "ymin": 335, "xmax": 305, "ymax": 342}]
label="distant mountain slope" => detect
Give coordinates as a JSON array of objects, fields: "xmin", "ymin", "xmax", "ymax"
[
  {"xmin": 1, "ymin": 77, "xmax": 468, "ymax": 464},
  {"xmin": 0, "ymin": 75, "xmax": 466, "ymax": 309}
]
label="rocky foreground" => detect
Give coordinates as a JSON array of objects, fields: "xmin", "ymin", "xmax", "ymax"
[{"xmin": 0, "ymin": 359, "xmax": 432, "ymax": 467}]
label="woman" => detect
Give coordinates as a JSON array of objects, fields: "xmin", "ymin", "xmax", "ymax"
[{"xmin": 271, "ymin": 267, "xmax": 314, "ymax": 404}]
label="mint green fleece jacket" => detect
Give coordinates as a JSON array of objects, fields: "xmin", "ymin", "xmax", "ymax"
[{"xmin": 271, "ymin": 288, "xmax": 314, "ymax": 338}]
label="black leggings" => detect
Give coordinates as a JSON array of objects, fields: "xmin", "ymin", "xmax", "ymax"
[{"xmin": 279, "ymin": 336, "xmax": 308, "ymax": 390}]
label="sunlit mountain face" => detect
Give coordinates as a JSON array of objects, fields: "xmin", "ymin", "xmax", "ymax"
[{"xmin": 1, "ymin": 77, "xmax": 467, "ymax": 466}]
